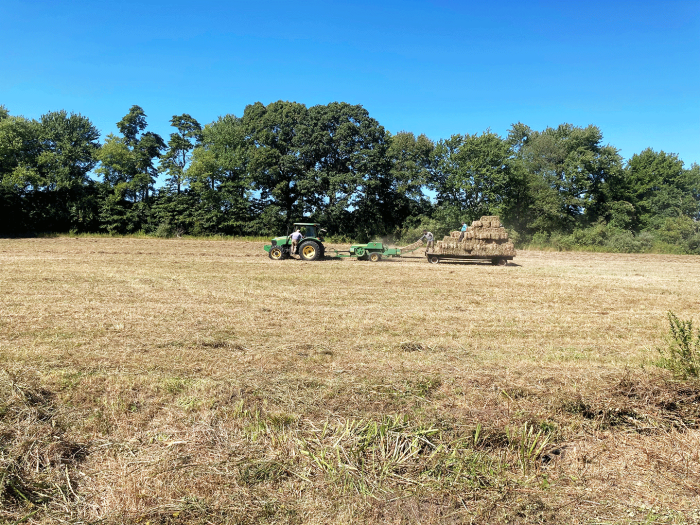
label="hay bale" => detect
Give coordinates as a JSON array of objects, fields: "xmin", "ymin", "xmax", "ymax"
[{"xmin": 472, "ymin": 220, "xmax": 482, "ymax": 228}]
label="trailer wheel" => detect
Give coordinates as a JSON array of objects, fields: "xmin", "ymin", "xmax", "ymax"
[
  {"xmin": 428, "ymin": 255, "xmax": 440, "ymax": 264},
  {"xmin": 369, "ymin": 252, "xmax": 382, "ymax": 262},
  {"xmin": 492, "ymin": 257, "xmax": 507, "ymax": 266},
  {"xmin": 269, "ymin": 246, "xmax": 284, "ymax": 260},
  {"xmin": 299, "ymin": 241, "xmax": 321, "ymax": 261}
]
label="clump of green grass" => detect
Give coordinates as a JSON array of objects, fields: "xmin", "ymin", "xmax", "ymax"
[{"xmin": 657, "ymin": 311, "xmax": 700, "ymax": 380}]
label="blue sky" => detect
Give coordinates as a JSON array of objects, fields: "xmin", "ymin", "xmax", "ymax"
[{"xmin": 2, "ymin": 0, "xmax": 698, "ymax": 172}]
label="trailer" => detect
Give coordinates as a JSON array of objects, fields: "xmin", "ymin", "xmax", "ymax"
[{"xmin": 426, "ymin": 253, "xmax": 513, "ymax": 266}]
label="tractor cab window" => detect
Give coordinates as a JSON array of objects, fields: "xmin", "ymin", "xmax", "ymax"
[{"xmin": 297, "ymin": 225, "xmax": 316, "ymax": 238}]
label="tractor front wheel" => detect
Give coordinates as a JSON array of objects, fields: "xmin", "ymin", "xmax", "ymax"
[
  {"xmin": 269, "ymin": 246, "xmax": 284, "ymax": 260},
  {"xmin": 299, "ymin": 241, "xmax": 321, "ymax": 261}
]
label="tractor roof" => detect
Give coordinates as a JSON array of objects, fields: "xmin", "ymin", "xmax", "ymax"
[{"xmin": 294, "ymin": 222, "xmax": 321, "ymax": 226}]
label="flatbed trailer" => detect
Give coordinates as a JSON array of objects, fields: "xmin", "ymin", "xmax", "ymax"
[{"xmin": 426, "ymin": 253, "xmax": 513, "ymax": 265}]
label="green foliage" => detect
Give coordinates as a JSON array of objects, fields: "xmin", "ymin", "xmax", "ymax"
[
  {"xmin": 524, "ymin": 222, "xmax": 693, "ymax": 254},
  {"xmin": 159, "ymin": 113, "xmax": 202, "ymax": 194},
  {"xmin": 393, "ymin": 215, "xmax": 452, "ymax": 246},
  {"xmin": 0, "ymin": 101, "xmax": 698, "ymax": 250},
  {"xmin": 430, "ymin": 131, "xmax": 514, "ymax": 222},
  {"xmin": 507, "ymin": 122, "xmax": 625, "ymax": 235},
  {"xmin": 506, "ymin": 422, "xmax": 552, "ymax": 474},
  {"xmin": 153, "ymin": 220, "xmax": 176, "ymax": 238},
  {"xmin": 657, "ymin": 312, "xmax": 700, "ymax": 380},
  {"xmin": 621, "ymin": 149, "xmax": 699, "ymax": 230},
  {"xmin": 96, "ymin": 106, "xmax": 164, "ymax": 234}
]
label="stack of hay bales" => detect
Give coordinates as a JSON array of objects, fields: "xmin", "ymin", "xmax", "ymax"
[{"xmin": 438, "ymin": 216, "xmax": 516, "ymax": 257}]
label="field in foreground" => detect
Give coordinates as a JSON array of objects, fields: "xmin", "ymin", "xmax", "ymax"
[{"xmin": 1, "ymin": 237, "xmax": 699, "ymax": 524}]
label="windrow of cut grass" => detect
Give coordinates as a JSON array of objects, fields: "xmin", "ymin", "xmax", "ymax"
[{"xmin": 1, "ymin": 237, "xmax": 699, "ymax": 524}]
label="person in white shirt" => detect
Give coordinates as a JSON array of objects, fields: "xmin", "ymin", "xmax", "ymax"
[
  {"xmin": 419, "ymin": 230, "xmax": 434, "ymax": 254},
  {"xmin": 289, "ymin": 229, "xmax": 303, "ymax": 254}
]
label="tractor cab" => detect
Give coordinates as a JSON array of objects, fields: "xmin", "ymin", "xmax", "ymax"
[{"xmin": 293, "ymin": 223, "xmax": 325, "ymax": 241}]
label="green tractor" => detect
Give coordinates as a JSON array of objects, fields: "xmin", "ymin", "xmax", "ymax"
[{"xmin": 264, "ymin": 222, "xmax": 326, "ymax": 261}]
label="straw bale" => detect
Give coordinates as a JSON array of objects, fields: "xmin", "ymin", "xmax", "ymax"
[
  {"xmin": 481, "ymin": 220, "xmax": 491, "ymax": 228},
  {"xmin": 472, "ymin": 220, "xmax": 482, "ymax": 228},
  {"xmin": 400, "ymin": 239, "xmax": 425, "ymax": 251}
]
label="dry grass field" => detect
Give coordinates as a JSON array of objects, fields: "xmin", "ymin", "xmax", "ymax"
[{"xmin": 1, "ymin": 237, "xmax": 699, "ymax": 524}]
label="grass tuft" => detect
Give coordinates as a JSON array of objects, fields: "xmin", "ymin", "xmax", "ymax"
[{"xmin": 657, "ymin": 311, "xmax": 700, "ymax": 380}]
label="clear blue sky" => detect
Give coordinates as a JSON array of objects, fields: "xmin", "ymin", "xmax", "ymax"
[{"xmin": 2, "ymin": 0, "xmax": 699, "ymax": 170}]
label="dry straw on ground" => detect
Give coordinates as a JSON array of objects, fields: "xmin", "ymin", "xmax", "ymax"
[{"xmin": 1, "ymin": 237, "xmax": 699, "ymax": 524}]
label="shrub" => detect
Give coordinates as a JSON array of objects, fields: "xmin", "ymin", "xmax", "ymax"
[
  {"xmin": 154, "ymin": 220, "xmax": 175, "ymax": 238},
  {"xmin": 657, "ymin": 311, "xmax": 700, "ymax": 380}
]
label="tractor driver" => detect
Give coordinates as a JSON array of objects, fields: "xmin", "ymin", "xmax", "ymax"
[{"xmin": 289, "ymin": 228, "xmax": 304, "ymax": 254}]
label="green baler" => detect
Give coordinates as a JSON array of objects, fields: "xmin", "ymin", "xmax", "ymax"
[{"xmin": 326, "ymin": 242, "xmax": 402, "ymax": 262}]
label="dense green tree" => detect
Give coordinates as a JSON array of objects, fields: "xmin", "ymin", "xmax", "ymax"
[
  {"xmin": 507, "ymin": 123, "xmax": 624, "ymax": 234},
  {"xmin": 0, "ymin": 109, "xmax": 100, "ymax": 232},
  {"xmin": 96, "ymin": 106, "xmax": 165, "ymax": 233},
  {"xmin": 620, "ymin": 149, "xmax": 700, "ymax": 230},
  {"xmin": 36, "ymin": 110, "xmax": 100, "ymax": 191},
  {"xmin": 240, "ymin": 101, "xmax": 308, "ymax": 230},
  {"xmin": 297, "ymin": 102, "xmax": 393, "ymax": 239},
  {"xmin": 182, "ymin": 114, "xmax": 253, "ymax": 234},
  {"xmin": 0, "ymin": 110, "xmax": 36, "ymax": 233},
  {"xmin": 36, "ymin": 111, "xmax": 101, "ymax": 231},
  {"xmin": 387, "ymin": 131, "xmax": 433, "ymax": 196},
  {"xmin": 0, "ymin": 112, "xmax": 41, "ymax": 190},
  {"xmin": 430, "ymin": 131, "xmax": 514, "ymax": 225},
  {"xmin": 160, "ymin": 114, "xmax": 202, "ymax": 194}
]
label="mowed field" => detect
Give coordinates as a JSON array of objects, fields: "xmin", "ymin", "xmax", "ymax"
[{"xmin": 1, "ymin": 237, "xmax": 699, "ymax": 524}]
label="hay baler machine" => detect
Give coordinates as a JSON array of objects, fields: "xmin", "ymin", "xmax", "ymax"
[
  {"xmin": 264, "ymin": 223, "xmax": 425, "ymax": 262},
  {"xmin": 326, "ymin": 238, "xmax": 425, "ymax": 262}
]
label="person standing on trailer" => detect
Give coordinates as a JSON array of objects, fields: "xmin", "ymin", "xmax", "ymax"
[
  {"xmin": 289, "ymin": 228, "xmax": 303, "ymax": 254},
  {"xmin": 419, "ymin": 230, "xmax": 434, "ymax": 255}
]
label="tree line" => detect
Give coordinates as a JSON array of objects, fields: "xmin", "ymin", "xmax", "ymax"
[{"xmin": 1, "ymin": 101, "xmax": 699, "ymax": 252}]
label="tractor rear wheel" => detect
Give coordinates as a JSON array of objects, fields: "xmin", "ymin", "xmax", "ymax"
[
  {"xmin": 269, "ymin": 246, "xmax": 284, "ymax": 260},
  {"xmin": 299, "ymin": 241, "xmax": 321, "ymax": 261},
  {"xmin": 369, "ymin": 252, "xmax": 382, "ymax": 262}
]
